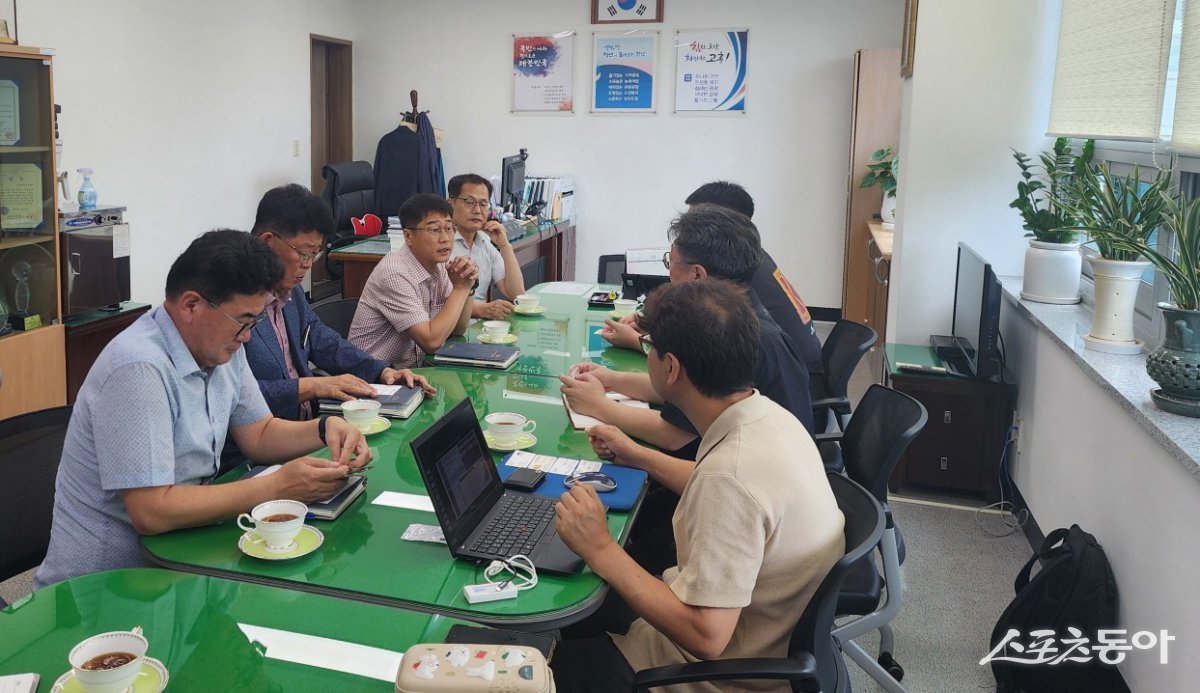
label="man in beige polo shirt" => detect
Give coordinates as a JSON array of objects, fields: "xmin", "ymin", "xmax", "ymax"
[{"xmin": 552, "ymin": 280, "xmax": 845, "ymax": 692}]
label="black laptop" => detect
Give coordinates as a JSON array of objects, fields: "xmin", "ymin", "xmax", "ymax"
[{"xmin": 409, "ymin": 398, "xmax": 583, "ymax": 575}]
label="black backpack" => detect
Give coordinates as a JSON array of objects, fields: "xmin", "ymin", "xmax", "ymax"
[{"xmin": 989, "ymin": 525, "xmax": 1127, "ymax": 693}]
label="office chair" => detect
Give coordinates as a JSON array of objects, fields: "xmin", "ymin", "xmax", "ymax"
[
  {"xmin": 597, "ymin": 254, "xmax": 625, "ymax": 285},
  {"xmin": 0, "ymin": 406, "xmax": 73, "ymax": 588},
  {"xmin": 312, "ymin": 298, "xmax": 360, "ymax": 341},
  {"xmin": 811, "ymin": 319, "xmax": 878, "ymax": 435},
  {"xmin": 819, "ymin": 384, "xmax": 927, "ymax": 693},
  {"xmin": 632, "ymin": 473, "xmax": 885, "ymax": 693},
  {"xmin": 320, "ymin": 161, "xmax": 376, "ymax": 280}
]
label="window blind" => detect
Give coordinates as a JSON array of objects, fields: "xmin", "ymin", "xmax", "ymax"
[
  {"xmin": 1171, "ymin": 0, "xmax": 1200, "ymax": 152},
  {"xmin": 1047, "ymin": 0, "xmax": 1175, "ymax": 141}
]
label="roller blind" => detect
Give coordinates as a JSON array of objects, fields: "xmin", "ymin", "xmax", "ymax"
[
  {"xmin": 1047, "ymin": 0, "xmax": 1175, "ymax": 141},
  {"xmin": 1171, "ymin": 0, "xmax": 1200, "ymax": 152}
]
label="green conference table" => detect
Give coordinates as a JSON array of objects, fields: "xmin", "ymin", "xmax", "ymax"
[
  {"xmin": 441, "ymin": 282, "xmax": 648, "ymax": 377},
  {"xmin": 0, "ymin": 569, "xmax": 474, "ymax": 691},
  {"xmin": 141, "ymin": 367, "xmax": 648, "ymax": 630}
]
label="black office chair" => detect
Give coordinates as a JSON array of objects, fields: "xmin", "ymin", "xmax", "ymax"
[
  {"xmin": 811, "ymin": 319, "xmax": 878, "ymax": 435},
  {"xmin": 632, "ymin": 473, "xmax": 885, "ymax": 693},
  {"xmin": 0, "ymin": 406, "xmax": 73, "ymax": 593},
  {"xmin": 320, "ymin": 161, "xmax": 376, "ymax": 280},
  {"xmin": 313, "ymin": 298, "xmax": 359, "ymax": 341},
  {"xmin": 597, "ymin": 254, "xmax": 625, "ymax": 285},
  {"xmin": 819, "ymin": 384, "xmax": 927, "ymax": 692}
]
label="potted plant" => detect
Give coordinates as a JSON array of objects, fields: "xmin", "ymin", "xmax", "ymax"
[
  {"xmin": 1111, "ymin": 192, "xmax": 1200, "ymax": 417},
  {"xmin": 1054, "ymin": 160, "xmax": 1175, "ymax": 353},
  {"xmin": 859, "ymin": 146, "xmax": 898, "ymax": 227},
  {"xmin": 1010, "ymin": 138, "xmax": 1093, "ymax": 304}
]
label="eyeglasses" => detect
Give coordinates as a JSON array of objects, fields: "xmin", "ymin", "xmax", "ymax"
[
  {"xmin": 275, "ymin": 236, "xmax": 323, "ymax": 264},
  {"xmin": 662, "ymin": 250, "xmax": 696, "ymax": 271},
  {"xmin": 408, "ymin": 223, "xmax": 456, "ymax": 237},
  {"xmin": 638, "ymin": 332, "xmax": 655, "ymax": 356},
  {"xmin": 200, "ymin": 293, "xmax": 264, "ymax": 338},
  {"xmin": 453, "ymin": 197, "xmax": 491, "ymax": 211}
]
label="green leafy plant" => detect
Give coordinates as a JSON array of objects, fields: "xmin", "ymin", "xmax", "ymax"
[
  {"xmin": 859, "ymin": 147, "xmax": 898, "ymax": 198},
  {"xmin": 1009, "ymin": 137, "xmax": 1094, "ymax": 244},
  {"xmin": 1053, "ymin": 161, "xmax": 1176, "ymax": 262},
  {"xmin": 1109, "ymin": 192, "xmax": 1200, "ymax": 310}
]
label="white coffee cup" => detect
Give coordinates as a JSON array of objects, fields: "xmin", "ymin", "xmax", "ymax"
[
  {"xmin": 484, "ymin": 412, "xmax": 537, "ymax": 444},
  {"xmin": 69, "ymin": 630, "xmax": 148, "ymax": 693},
  {"xmin": 612, "ymin": 298, "xmax": 639, "ymax": 317},
  {"xmin": 515, "ymin": 293, "xmax": 540, "ymax": 309},
  {"xmin": 237, "ymin": 499, "xmax": 308, "ymax": 550},
  {"xmin": 341, "ymin": 398, "xmax": 382, "ymax": 432},
  {"xmin": 482, "ymin": 320, "xmax": 511, "ymax": 336}
]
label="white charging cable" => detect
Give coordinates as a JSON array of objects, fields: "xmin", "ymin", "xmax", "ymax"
[{"xmin": 484, "ymin": 554, "xmax": 538, "ymax": 592}]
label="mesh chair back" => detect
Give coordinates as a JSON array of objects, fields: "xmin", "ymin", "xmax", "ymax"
[
  {"xmin": 0, "ymin": 405, "xmax": 72, "ymax": 581},
  {"xmin": 313, "ymin": 298, "xmax": 360, "ymax": 341},
  {"xmin": 841, "ymin": 384, "xmax": 927, "ymax": 505},
  {"xmin": 817, "ymin": 320, "xmax": 877, "ymax": 400},
  {"xmin": 597, "ymin": 254, "xmax": 625, "ymax": 285},
  {"xmin": 789, "ymin": 473, "xmax": 885, "ymax": 693}
]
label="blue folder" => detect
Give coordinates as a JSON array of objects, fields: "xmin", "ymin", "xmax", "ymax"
[{"xmin": 497, "ymin": 456, "xmax": 648, "ymax": 512}]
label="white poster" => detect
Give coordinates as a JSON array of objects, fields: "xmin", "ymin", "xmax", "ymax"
[
  {"xmin": 674, "ymin": 30, "xmax": 748, "ymax": 112},
  {"xmin": 592, "ymin": 33, "xmax": 658, "ymax": 113},
  {"xmin": 513, "ymin": 35, "xmax": 574, "ymax": 112}
]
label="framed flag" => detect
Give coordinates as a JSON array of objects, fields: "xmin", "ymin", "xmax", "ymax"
[{"xmin": 591, "ymin": 0, "xmax": 664, "ymax": 24}]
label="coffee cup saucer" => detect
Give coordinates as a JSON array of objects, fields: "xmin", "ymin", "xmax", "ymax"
[
  {"xmin": 51, "ymin": 657, "xmax": 169, "ymax": 693},
  {"xmin": 238, "ymin": 525, "xmax": 324, "ymax": 561},
  {"xmin": 360, "ymin": 416, "xmax": 391, "ymax": 435},
  {"xmin": 479, "ymin": 332, "xmax": 518, "ymax": 345},
  {"xmin": 513, "ymin": 304, "xmax": 546, "ymax": 315},
  {"xmin": 483, "ymin": 431, "xmax": 537, "ymax": 451},
  {"xmin": 609, "ymin": 310, "xmax": 633, "ymax": 319}
]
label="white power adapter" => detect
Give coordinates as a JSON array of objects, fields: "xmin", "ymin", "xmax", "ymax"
[{"xmin": 463, "ymin": 580, "xmax": 520, "ymax": 604}]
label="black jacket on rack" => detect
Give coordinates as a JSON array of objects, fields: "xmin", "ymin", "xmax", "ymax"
[{"xmin": 373, "ymin": 114, "xmax": 443, "ymax": 218}]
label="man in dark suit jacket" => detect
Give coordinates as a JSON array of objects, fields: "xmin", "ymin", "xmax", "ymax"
[{"xmin": 246, "ymin": 184, "xmax": 434, "ymax": 420}]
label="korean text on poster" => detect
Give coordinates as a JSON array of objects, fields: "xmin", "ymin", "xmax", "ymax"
[
  {"xmin": 513, "ymin": 35, "xmax": 574, "ymax": 112},
  {"xmin": 592, "ymin": 33, "xmax": 658, "ymax": 112},
  {"xmin": 674, "ymin": 30, "xmax": 748, "ymax": 112}
]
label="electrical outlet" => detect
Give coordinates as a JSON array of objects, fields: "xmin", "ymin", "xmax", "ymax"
[{"xmin": 292, "ymin": 139, "xmax": 301, "ymax": 157}]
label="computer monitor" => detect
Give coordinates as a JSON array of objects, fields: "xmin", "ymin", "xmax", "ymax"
[
  {"xmin": 947, "ymin": 242, "xmax": 1002, "ymax": 380},
  {"xmin": 500, "ymin": 150, "xmax": 527, "ymax": 216}
]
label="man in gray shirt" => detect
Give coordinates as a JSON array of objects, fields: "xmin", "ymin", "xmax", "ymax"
[
  {"xmin": 447, "ymin": 173, "xmax": 526, "ymax": 319},
  {"xmin": 36, "ymin": 230, "xmax": 370, "ymax": 587}
]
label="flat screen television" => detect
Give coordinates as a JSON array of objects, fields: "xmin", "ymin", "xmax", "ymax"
[
  {"xmin": 932, "ymin": 242, "xmax": 1002, "ymax": 381},
  {"xmin": 500, "ymin": 151, "xmax": 526, "ymax": 216}
]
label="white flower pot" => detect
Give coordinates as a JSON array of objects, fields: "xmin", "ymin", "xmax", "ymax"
[
  {"xmin": 1083, "ymin": 255, "xmax": 1150, "ymax": 354},
  {"xmin": 1021, "ymin": 240, "xmax": 1082, "ymax": 304},
  {"xmin": 880, "ymin": 194, "xmax": 896, "ymax": 228}
]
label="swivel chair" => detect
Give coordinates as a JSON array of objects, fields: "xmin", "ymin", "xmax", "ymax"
[
  {"xmin": 320, "ymin": 161, "xmax": 376, "ymax": 280},
  {"xmin": 313, "ymin": 298, "xmax": 359, "ymax": 341},
  {"xmin": 0, "ymin": 405, "xmax": 73, "ymax": 601},
  {"xmin": 811, "ymin": 319, "xmax": 878, "ymax": 434},
  {"xmin": 820, "ymin": 384, "xmax": 928, "ymax": 693},
  {"xmin": 632, "ymin": 473, "xmax": 885, "ymax": 693}
]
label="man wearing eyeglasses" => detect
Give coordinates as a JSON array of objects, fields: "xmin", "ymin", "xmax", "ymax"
[
  {"xmin": 447, "ymin": 173, "xmax": 526, "ymax": 319},
  {"xmin": 349, "ymin": 194, "xmax": 478, "ymax": 368},
  {"xmin": 37, "ymin": 230, "xmax": 371, "ymax": 588},
  {"xmin": 244, "ymin": 184, "xmax": 434, "ymax": 421}
]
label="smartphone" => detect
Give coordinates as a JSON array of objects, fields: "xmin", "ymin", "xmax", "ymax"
[{"xmin": 502, "ymin": 467, "xmax": 546, "ymax": 491}]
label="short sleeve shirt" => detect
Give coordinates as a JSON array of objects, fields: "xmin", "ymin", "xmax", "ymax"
[
  {"xmin": 348, "ymin": 245, "xmax": 453, "ymax": 368},
  {"xmin": 35, "ymin": 306, "xmax": 271, "ymax": 588},
  {"xmin": 611, "ymin": 394, "xmax": 845, "ymax": 693},
  {"xmin": 451, "ymin": 232, "xmax": 506, "ymax": 301}
]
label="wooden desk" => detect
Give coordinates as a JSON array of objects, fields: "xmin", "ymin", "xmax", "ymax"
[
  {"xmin": 64, "ymin": 302, "xmax": 151, "ymax": 403},
  {"xmin": 331, "ymin": 223, "xmax": 576, "ymax": 300}
]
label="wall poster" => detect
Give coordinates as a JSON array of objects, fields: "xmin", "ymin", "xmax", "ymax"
[
  {"xmin": 592, "ymin": 32, "xmax": 658, "ymax": 113},
  {"xmin": 674, "ymin": 30, "xmax": 748, "ymax": 113},
  {"xmin": 513, "ymin": 35, "xmax": 574, "ymax": 112}
]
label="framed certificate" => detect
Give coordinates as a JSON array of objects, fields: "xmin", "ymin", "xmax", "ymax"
[{"xmin": 0, "ymin": 79, "xmax": 20, "ymax": 145}]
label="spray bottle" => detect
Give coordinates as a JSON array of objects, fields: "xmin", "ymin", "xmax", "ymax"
[{"xmin": 77, "ymin": 168, "xmax": 97, "ymax": 211}]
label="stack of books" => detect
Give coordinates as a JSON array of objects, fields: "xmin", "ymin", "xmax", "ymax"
[{"xmin": 432, "ymin": 342, "xmax": 520, "ymax": 370}]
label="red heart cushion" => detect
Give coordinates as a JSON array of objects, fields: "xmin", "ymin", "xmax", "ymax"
[{"xmin": 352, "ymin": 214, "xmax": 383, "ymax": 236}]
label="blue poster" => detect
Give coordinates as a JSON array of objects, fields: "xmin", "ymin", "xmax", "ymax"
[
  {"xmin": 674, "ymin": 30, "xmax": 748, "ymax": 112},
  {"xmin": 592, "ymin": 34, "xmax": 657, "ymax": 112}
]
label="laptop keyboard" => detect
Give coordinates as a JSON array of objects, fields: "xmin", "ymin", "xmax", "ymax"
[{"xmin": 469, "ymin": 493, "xmax": 556, "ymax": 558}]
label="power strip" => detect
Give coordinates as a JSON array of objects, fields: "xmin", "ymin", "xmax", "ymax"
[{"xmin": 464, "ymin": 581, "xmax": 519, "ymax": 604}]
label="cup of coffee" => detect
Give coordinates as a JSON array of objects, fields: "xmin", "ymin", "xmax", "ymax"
[
  {"xmin": 69, "ymin": 630, "xmax": 148, "ymax": 693},
  {"xmin": 484, "ymin": 412, "xmax": 537, "ymax": 444},
  {"xmin": 341, "ymin": 399, "xmax": 382, "ymax": 432},
  {"xmin": 237, "ymin": 499, "xmax": 307, "ymax": 550},
  {"xmin": 515, "ymin": 293, "xmax": 540, "ymax": 310},
  {"xmin": 482, "ymin": 320, "xmax": 511, "ymax": 337},
  {"xmin": 612, "ymin": 298, "xmax": 640, "ymax": 317}
]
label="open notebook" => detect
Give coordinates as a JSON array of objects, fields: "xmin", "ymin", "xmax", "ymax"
[{"xmin": 563, "ymin": 391, "xmax": 650, "ymax": 430}]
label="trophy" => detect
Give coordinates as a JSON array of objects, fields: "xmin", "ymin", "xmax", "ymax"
[
  {"xmin": 8, "ymin": 261, "xmax": 41, "ymax": 331},
  {"xmin": 0, "ymin": 293, "xmax": 10, "ymax": 336}
]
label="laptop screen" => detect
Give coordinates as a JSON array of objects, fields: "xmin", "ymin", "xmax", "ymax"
[{"xmin": 410, "ymin": 399, "xmax": 504, "ymax": 542}]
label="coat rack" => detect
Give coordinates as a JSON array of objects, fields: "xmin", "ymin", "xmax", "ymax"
[{"xmin": 399, "ymin": 89, "xmax": 444, "ymax": 145}]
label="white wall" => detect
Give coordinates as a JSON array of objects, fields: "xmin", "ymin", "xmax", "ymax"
[
  {"xmin": 18, "ymin": 0, "xmax": 357, "ymax": 303},
  {"xmin": 889, "ymin": 0, "xmax": 1061, "ymax": 343},
  {"xmin": 352, "ymin": 0, "xmax": 902, "ymax": 309}
]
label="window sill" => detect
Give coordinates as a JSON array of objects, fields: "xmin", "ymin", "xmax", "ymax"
[{"xmin": 997, "ymin": 275, "xmax": 1200, "ymax": 478}]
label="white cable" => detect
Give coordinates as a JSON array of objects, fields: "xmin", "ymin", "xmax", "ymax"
[
  {"xmin": 484, "ymin": 555, "xmax": 539, "ymax": 591},
  {"xmin": 975, "ymin": 425, "xmax": 1029, "ymax": 538}
]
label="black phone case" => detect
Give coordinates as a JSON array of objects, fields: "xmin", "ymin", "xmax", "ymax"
[{"xmin": 502, "ymin": 468, "xmax": 546, "ymax": 491}]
